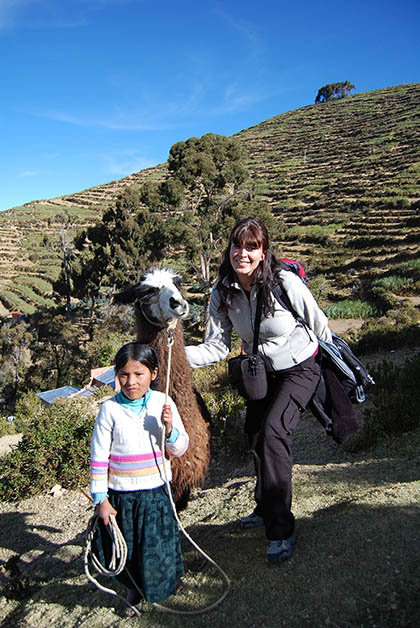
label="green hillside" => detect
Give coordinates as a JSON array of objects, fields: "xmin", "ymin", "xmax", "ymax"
[
  {"xmin": 0, "ymin": 83, "xmax": 419, "ymax": 314},
  {"xmin": 239, "ymin": 83, "xmax": 420, "ymax": 281},
  {"xmin": 0, "ymin": 166, "xmax": 166, "ymax": 314}
]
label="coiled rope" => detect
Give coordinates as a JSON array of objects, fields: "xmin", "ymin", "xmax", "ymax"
[{"xmin": 84, "ymin": 325, "xmax": 231, "ymax": 616}]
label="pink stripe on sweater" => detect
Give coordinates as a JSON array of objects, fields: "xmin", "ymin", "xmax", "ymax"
[{"xmin": 109, "ymin": 453, "xmax": 157, "ymax": 462}]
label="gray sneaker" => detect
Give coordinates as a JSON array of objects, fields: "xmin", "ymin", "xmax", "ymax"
[
  {"xmin": 239, "ymin": 510, "xmax": 264, "ymax": 529},
  {"xmin": 265, "ymin": 534, "xmax": 296, "ymax": 563}
]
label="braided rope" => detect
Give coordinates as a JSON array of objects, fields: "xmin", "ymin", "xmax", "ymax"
[
  {"xmin": 152, "ymin": 329, "xmax": 231, "ymax": 614},
  {"xmin": 84, "ymin": 513, "xmax": 142, "ymax": 617}
]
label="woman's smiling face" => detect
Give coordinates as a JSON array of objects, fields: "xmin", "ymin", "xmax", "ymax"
[
  {"xmin": 117, "ymin": 358, "xmax": 158, "ymax": 400},
  {"xmin": 230, "ymin": 240, "xmax": 265, "ymax": 285}
]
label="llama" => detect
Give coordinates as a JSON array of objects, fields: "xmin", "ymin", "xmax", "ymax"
[{"xmin": 113, "ymin": 268, "xmax": 210, "ymax": 510}]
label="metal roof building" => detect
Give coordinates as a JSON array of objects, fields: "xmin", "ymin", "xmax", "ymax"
[
  {"xmin": 37, "ymin": 386, "xmax": 93, "ymax": 406},
  {"xmin": 91, "ymin": 366, "xmax": 116, "ymax": 389}
]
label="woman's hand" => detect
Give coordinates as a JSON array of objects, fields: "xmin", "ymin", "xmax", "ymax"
[
  {"xmin": 161, "ymin": 404, "xmax": 173, "ymax": 438},
  {"xmin": 97, "ymin": 498, "xmax": 117, "ymax": 526}
]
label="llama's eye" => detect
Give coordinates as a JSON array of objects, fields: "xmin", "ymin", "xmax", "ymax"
[{"xmin": 173, "ymin": 277, "xmax": 182, "ymax": 289}]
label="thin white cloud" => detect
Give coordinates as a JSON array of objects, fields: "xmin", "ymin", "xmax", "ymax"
[
  {"xmin": 20, "ymin": 170, "xmax": 38, "ymax": 177},
  {"xmin": 31, "ymin": 76, "xmax": 262, "ymax": 130},
  {"xmin": 0, "ymin": 0, "xmax": 86, "ymax": 30},
  {"xmin": 212, "ymin": 4, "xmax": 265, "ymax": 58},
  {"xmin": 0, "ymin": 0, "xmax": 138, "ymax": 30},
  {"xmin": 101, "ymin": 150, "xmax": 157, "ymax": 176},
  {"xmin": 35, "ymin": 108, "xmax": 182, "ymax": 131},
  {"xmin": 32, "ymin": 82, "xmax": 206, "ymax": 131},
  {"xmin": 214, "ymin": 83, "xmax": 268, "ymax": 114},
  {"xmin": 0, "ymin": 0, "xmax": 33, "ymax": 29}
]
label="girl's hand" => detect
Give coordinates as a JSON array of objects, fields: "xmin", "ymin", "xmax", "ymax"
[
  {"xmin": 97, "ymin": 498, "xmax": 117, "ymax": 526},
  {"xmin": 161, "ymin": 404, "xmax": 173, "ymax": 437}
]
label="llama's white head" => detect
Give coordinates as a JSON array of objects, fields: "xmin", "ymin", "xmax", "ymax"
[{"xmin": 113, "ymin": 268, "xmax": 189, "ymax": 328}]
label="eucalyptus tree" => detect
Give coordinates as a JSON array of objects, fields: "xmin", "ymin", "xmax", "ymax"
[
  {"xmin": 0, "ymin": 320, "xmax": 32, "ymax": 407},
  {"xmin": 26, "ymin": 313, "xmax": 87, "ymax": 390},
  {"xmin": 315, "ymin": 81, "xmax": 355, "ymax": 103},
  {"xmin": 43, "ymin": 212, "xmax": 76, "ymax": 318},
  {"xmin": 52, "ymin": 133, "xmax": 274, "ymax": 330},
  {"xmin": 138, "ymin": 132, "xmax": 277, "ymax": 329},
  {"xmin": 166, "ymin": 133, "xmax": 250, "ymax": 285}
]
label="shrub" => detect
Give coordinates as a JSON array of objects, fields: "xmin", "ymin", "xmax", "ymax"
[
  {"xmin": 8, "ymin": 391, "xmax": 40, "ymax": 433},
  {"xmin": 87, "ymin": 330, "xmax": 130, "ymax": 368},
  {"xmin": 183, "ymin": 302, "xmax": 206, "ymax": 339},
  {"xmin": 323, "ymin": 299, "xmax": 378, "ymax": 319},
  {"xmin": 367, "ymin": 285, "xmax": 399, "ymax": 314},
  {"xmin": 384, "ymin": 302, "xmax": 420, "ymax": 326},
  {"xmin": 307, "ymin": 275, "xmax": 331, "ymax": 302},
  {"xmin": 191, "ymin": 355, "xmax": 247, "ymax": 456},
  {"xmin": 394, "ymin": 258, "xmax": 420, "ymax": 281},
  {"xmin": 0, "ymin": 417, "xmax": 17, "ymax": 438},
  {"xmin": 202, "ymin": 387, "xmax": 246, "ymax": 455},
  {"xmin": 350, "ymin": 356, "xmax": 420, "ymax": 451},
  {"xmin": 0, "ymin": 397, "xmax": 96, "ymax": 501},
  {"xmin": 354, "ymin": 320, "xmax": 420, "ymax": 354},
  {"xmin": 372, "ymin": 276, "xmax": 414, "ymax": 294}
]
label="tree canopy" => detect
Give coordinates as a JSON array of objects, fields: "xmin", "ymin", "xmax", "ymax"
[
  {"xmin": 51, "ymin": 132, "xmax": 276, "ymax": 331},
  {"xmin": 52, "ymin": 187, "xmax": 175, "ymax": 316},
  {"xmin": 315, "ymin": 81, "xmax": 355, "ymax": 103},
  {"xmin": 166, "ymin": 133, "xmax": 250, "ymax": 284}
]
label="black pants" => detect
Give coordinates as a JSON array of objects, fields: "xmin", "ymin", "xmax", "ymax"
[{"xmin": 245, "ymin": 354, "xmax": 320, "ymax": 541}]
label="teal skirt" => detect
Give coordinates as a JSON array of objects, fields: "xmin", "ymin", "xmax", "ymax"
[{"xmin": 92, "ymin": 485, "xmax": 184, "ymax": 603}]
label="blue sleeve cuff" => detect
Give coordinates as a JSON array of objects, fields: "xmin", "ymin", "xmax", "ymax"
[
  {"xmin": 91, "ymin": 492, "xmax": 108, "ymax": 505},
  {"xmin": 166, "ymin": 426, "xmax": 179, "ymax": 444}
]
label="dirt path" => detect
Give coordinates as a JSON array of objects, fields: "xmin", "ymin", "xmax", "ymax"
[
  {"xmin": 328, "ymin": 318, "xmax": 364, "ymax": 335},
  {"xmin": 0, "ymin": 434, "xmax": 23, "ymax": 458}
]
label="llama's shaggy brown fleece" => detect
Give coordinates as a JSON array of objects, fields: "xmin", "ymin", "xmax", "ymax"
[{"xmin": 134, "ymin": 302, "xmax": 211, "ymax": 509}]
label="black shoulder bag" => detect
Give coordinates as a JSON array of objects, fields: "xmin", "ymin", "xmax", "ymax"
[{"xmin": 227, "ymin": 288, "xmax": 268, "ymax": 401}]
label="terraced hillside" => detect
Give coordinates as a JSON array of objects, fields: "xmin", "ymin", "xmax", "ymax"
[
  {"xmin": 0, "ymin": 83, "xmax": 419, "ymax": 313},
  {"xmin": 237, "ymin": 83, "xmax": 420, "ymax": 285},
  {"xmin": 0, "ymin": 166, "xmax": 166, "ymax": 313}
]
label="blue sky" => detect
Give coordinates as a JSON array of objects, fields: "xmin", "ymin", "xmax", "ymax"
[{"xmin": 1, "ymin": 0, "xmax": 419, "ymax": 212}]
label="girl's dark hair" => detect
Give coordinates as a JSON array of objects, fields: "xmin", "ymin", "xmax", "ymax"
[
  {"xmin": 218, "ymin": 216, "xmax": 285, "ymax": 317},
  {"xmin": 114, "ymin": 342, "xmax": 160, "ymax": 388}
]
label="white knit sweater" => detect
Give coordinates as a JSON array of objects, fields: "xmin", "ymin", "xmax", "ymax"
[{"xmin": 90, "ymin": 391, "xmax": 189, "ymax": 495}]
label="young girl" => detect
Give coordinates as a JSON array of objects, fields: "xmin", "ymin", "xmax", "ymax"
[{"xmin": 90, "ymin": 342, "xmax": 189, "ymax": 610}]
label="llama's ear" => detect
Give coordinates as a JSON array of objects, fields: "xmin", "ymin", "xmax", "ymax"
[
  {"xmin": 113, "ymin": 284, "xmax": 159, "ymax": 304},
  {"xmin": 172, "ymin": 275, "xmax": 183, "ymax": 289}
]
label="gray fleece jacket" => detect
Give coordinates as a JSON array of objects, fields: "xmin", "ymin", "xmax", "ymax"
[{"xmin": 185, "ymin": 270, "xmax": 332, "ymax": 372}]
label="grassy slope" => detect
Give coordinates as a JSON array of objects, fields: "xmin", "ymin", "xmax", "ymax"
[
  {"xmin": 235, "ymin": 84, "xmax": 420, "ymax": 292},
  {"xmin": 0, "ymin": 166, "xmax": 166, "ymax": 313},
  {"xmin": 0, "ymin": 83, "xmax": 419, "ymax": 313}
]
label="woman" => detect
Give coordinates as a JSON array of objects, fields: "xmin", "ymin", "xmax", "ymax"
[
  {"xmin": 90, "ymin": 342, "xmax": 188, "ymax": 612},
  {"xmin": 185, "ymin": 216, "xmax": 332, "ymax": 564}
]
